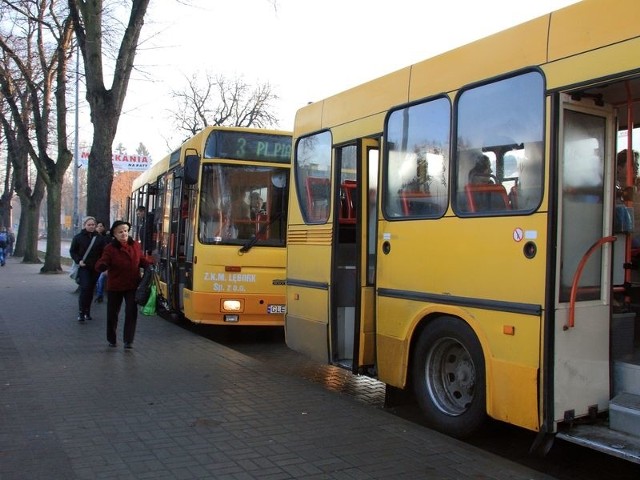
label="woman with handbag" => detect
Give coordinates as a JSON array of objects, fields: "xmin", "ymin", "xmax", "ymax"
[
  {"xmin": 69, "ymin": 216, "xmax": 106, "ymax": 322},
  {"xmin": 95, "ymin": 220, "xmax": 154, "ymax": 349}
]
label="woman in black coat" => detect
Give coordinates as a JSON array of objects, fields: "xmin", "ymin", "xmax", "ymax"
[{"xmin": 69, "ymin": 216, "xmax": 106, "ymax": 322}]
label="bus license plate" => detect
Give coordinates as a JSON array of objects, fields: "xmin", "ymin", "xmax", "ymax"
[{"xmin": 267, "ymin": 304, "xmax": 286, "ymax": 314}]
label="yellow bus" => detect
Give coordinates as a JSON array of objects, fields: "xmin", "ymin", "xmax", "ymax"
[
  {"xmin": 285, "ymin": 0, "xmax": 640, "ymax": 461},
  {"xmin": 131, "ymin": 126, "xmax": 291, "ymax": 326}
]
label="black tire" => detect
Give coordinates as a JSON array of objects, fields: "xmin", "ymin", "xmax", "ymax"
[{"xmin": 411, "ymin": 316, "xmax": 487, "ymax": 438}]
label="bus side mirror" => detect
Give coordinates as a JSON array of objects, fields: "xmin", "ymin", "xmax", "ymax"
[{"xmin": 184, "ymin": 154, "xmax": 200, "ymax": 185}]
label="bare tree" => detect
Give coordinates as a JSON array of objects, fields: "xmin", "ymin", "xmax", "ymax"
[
  {"xmin": 0, "ymin": 110, "xmax": 46, "ymax": 262},
  {"xmin": 170, "ymin": 72, "xmax": 280, "ymax": 137},
  {"xmin": 0, "ymin": 0, "xmax": 75, "ymax": 271},
  {"xmin": 68, "ymin": 0, "xmax": 151, "ymax": 226},
  {"xmin": 0, "ymin": 105, "xmax": 13, "ymax": 230}
]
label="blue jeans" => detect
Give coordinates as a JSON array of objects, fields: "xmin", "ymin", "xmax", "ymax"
[{"xmin": 0, "ymin": 247, "xmax": 5, "ymax": 265}]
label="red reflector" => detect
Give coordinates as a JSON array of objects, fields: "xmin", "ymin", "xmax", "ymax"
[{"xmin": 225, "ymin": 266, "xmax": 241, "ymax": 272}]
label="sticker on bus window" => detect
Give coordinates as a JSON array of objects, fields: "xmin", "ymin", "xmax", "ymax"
[{"xmin": 267, "ymin": 304, "xmax": 286, "ymax": 314}]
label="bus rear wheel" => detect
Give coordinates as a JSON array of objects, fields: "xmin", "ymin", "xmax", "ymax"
[{"xmin": 412, "ymin": 316, "xmax": 486, "ymax": 438}]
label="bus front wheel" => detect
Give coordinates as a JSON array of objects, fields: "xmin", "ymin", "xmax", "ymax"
[{"xmin": 412, "ymin": 316, "xmax": 487, "ymax": 438}]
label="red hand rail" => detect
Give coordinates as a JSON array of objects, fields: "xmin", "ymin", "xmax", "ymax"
[{"xmin": 565, "ymin": 236, "xmax": 616, "ymax": 330}]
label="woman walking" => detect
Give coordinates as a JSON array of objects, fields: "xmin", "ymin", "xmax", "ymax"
[
  {"xmin": 94, "ymin": 221, "xmax": 109, "ymax": 303},
  {"xmin": 96, "ymin": 220, "xmax": 153, "ymax": 348},
  {"xmin": 69, "ymin": 216, "xmax": 106, "ymax": 322}
]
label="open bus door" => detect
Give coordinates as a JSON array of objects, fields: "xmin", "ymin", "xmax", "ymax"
[
  {"xmin": 554, "ymin": 94, "xmax": 616, "ymax": 433},
  {"xmin": 332, "ymin": 138, "xmax": 379, "ymax": 372},
  {"xmin": 158, "ymin": 169, "xmax": 195, "ymax": 316},
  {"xmin": 286, "ymin": 136, "xmax": 378, "ymax": 371},
  {"xmin": 553, "ymin": 93, "xmax": 640, "ymax": 461}
]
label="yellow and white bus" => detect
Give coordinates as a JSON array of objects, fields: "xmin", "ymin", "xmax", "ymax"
[
  {"xmin": 131, "ymin": 126, "xmax": 291, "ymax": 326},
  {"xmin": 285, "ymin": 0, "xmax": 640, "ymax": 461}
]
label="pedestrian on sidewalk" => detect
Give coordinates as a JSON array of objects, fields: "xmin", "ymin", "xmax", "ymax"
[
  {"xmin": 0, "ymin": 227, "xmax": 7, "ymax": 266},
  {"xmin": 96, "ymin": 220, "xmax": 154, "ymax": 349},
  {"xmin": 94, "ymin": 221, "xmax": 110, "ymax": 303},
  {"xmin": 5, "ymin": 228, "xmax": 14, "ymax": 257},
  {"xmin": 69, "ymin": 216, "xmax": 106, "ymax": 321}
]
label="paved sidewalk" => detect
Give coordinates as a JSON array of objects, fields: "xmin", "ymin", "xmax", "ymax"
[{"xmin": 0, "ymin": 255, "xmax": 554, "ymax": 479}]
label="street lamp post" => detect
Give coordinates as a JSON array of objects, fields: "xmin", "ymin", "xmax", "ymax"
[{"xmin": 73, "ymin": 43, "xmax": 79, "ymax": 233}]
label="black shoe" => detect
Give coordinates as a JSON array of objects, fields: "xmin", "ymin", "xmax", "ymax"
[
  {"xmin": 84, "ymin": 314, "xmax": 92, "ymax": 321},
  {"xmin": 77, "ymin": 314, "xmax": 85, "ymax": 322},
  {"xmin": 124, "ymin": 342, "xmax": 133, "ymax": 349},
  {"xmin": 108, "ymin": 342, "xmax": 116, "ymax": 348},
  {"xmin": 95, "ymin": 296, "xmax": 103, "ymax": 303}
]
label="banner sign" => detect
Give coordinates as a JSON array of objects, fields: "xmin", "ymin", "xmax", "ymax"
[{"xmin": 79, "ymin": 151, "xmax": 151, "ymax": 171}]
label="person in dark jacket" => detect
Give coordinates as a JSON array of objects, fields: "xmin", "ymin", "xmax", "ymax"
[
  {"xmin": 69, "ymin": 216, "xmax": 106, "ymax": 322},
  {"xmin": 135, "ymin": 205, "xmax": 155, "ymax": 255},
  {"xmin": 94, "ymin": 221, "xmax": 110, "ymax": 303},
  {"xmin": 95, "ymin": 220, "xmax": 153, "ymax": 349}
]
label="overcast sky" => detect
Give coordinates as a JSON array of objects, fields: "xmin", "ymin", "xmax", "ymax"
[{"xmin": 89, "ymin": 0, "xmax": 581, "ymax": 161}]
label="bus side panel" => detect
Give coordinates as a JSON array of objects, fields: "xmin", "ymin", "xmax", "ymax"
[
  {"xmin": 544, "ymin": 38, "xmax": 640, "ymax": 92},
  {"xmin": 376, "ymin": 297, "xmax": 542, "ymax": 431},
  {"xmin": 286, "ymin": 286, "xmax": 331, "ymax": 364},
  {"xmin": 409, "ymin": 16, "xmax": 548, "ymax": 102},
  {"xmin": 547, "ymin": 0, "xmax": 640, "ymax": 62},
  {"xmin": 376, "ymin": 214, "xmax": 547, "ymax": 431},
  {"xmin": 286, "ymin": 236, "xmax": 333, "ymax": 363},
  {"xmin": 358, "ymin": 286, "xmax": 376, "ymax": 367}
]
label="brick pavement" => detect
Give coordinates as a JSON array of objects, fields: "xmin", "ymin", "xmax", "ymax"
[{"xmin": 0, "ymin": 255, "xmax": 555, "ymax": 479}]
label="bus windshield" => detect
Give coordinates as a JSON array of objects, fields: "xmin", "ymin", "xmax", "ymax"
[{"xmin": 198, "ymin": 163, "xmax": 288, "ymax": 247}]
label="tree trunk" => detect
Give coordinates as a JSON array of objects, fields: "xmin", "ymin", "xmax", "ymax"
[
  {"xmin": 40, "ymin": 178, "xmax": 64, "ymax": 273},
  {"xmin": 19, "ymin": 181, "xmax": 45, "ymax": 264},
  {"xmin": 86, "ymin": 122, "xmax": 115, "ymax": 224},
  {"xmin": 69, "ymin": 0, "xmax": 151, "ymax": 226}
]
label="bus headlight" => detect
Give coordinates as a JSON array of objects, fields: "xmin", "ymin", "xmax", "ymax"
[{"xmin": 222, "ymin": 299, "xmax": 242, "ymax": 312}]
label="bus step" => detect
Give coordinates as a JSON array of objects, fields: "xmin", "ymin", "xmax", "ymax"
[
  {"xmin": 610, "ymin": 393, "xmax": 640, "ymax": 437},
  {"xmin": 613, "ymin": 358, "xmax": 640, "ymax": 396},
  {"xmin": 557, "ymin": 423, "xmax": 640, "ymax": 464}
]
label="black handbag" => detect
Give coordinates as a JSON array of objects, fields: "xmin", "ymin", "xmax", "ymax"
[{"xmin": 135, "ymin": 267, "xmax": 153, "ymax": 305}]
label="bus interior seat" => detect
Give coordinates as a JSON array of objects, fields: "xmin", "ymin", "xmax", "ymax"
[
  {"xmin": 400, "ymin": 190, "xmax": 432, "ymax": 216},
  {"xmin": 340, "ymin": 180, "xmax": 357, "ymax": 223},
  {"xmin": 465, "ymin": 183, "xmax": 511, "ymax": 212}
]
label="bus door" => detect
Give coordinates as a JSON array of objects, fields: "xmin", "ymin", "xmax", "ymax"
[
  {"xmin": 554, "ymin": 94, "xmax": 616, "ymax": 423},
  {"xmin": 160, "ymin": 171, "xmax": 188, "ymax": 312},
  {"xmin": 332, "ymin": 139, "xmax": 379, "ymax": 371}
]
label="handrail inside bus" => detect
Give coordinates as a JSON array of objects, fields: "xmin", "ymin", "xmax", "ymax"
[
  {"xmin": 623, "ymin": 80, "xmax": 635, "ymax": 301},
  {"xmin": 565, "ymin": 236, "xmax": 617, "ymax": 330}
]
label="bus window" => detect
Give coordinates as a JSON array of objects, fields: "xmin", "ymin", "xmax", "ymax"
[
  {"xmin": 455, "ymin": 71, "xmax": 545, "ymax": 215},
  {"xmin": 295, "ymin": 131, "xmax": 332, "ymax": 223},
  {"xmin": 384, "ymin": 97, "xmax": 450, "ymax": 219},
  {"xmin": 198, "ymin": 164, "xmax": 288, "ymax": 246}
]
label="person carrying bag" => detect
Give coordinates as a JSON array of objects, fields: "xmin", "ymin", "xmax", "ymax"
[
  {"xmin": 69, "ymin": 216, "xmax": 106, "ymax": 322},
  {"xmin": 70, "ymin": 236, "xmax": 97, "ymax": 284}
]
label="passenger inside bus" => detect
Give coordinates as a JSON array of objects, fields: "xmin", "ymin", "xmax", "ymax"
[
  {"xmin": 230, "ymin": 190, "xmax": 255, "ymax": 238},
  {"xmin": 468, "ymin": 154, "xmax": 496, "ymax": 184},
  {"xmin": 465, "ymin": 153, "xmax": 511, "ymax": 212},
  {"xmin": 199, "ymin": 197, "xmax": 222, "ymax": 242},
  {"xmin": 249, "ymin": 192, "xmax": 266, "ymax": 220},
  {"xmin": 616, "ymin": 149, "xmax": 640, "ymax": 241}
]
